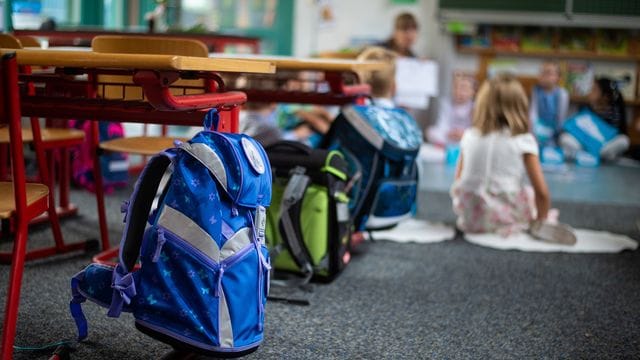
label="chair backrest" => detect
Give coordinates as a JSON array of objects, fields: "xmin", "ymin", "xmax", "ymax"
[
  {"xmin": 15, "ymin": 35, "xmax": 40, "ymax": 48},
  {"xmin": 91, "ymin": 35, "xmax": 209, "ymax": 99},
  {"xmin": 1, "ymin": 52, "xmax": 28, "ymax": 214},
  {"xmin": 0, "ymin": 34, "xmax": 23, "ymax": 49},
  {"xmin": 92, "ymin": 35, "xmax": 209, "ymax": 57}
]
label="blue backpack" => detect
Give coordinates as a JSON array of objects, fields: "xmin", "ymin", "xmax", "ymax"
[
  {"xmin": 69, "ymin": 110, "xmax": 272, "ymax": 357},
  {"xmin": 323, "ymin": 105, "xmax": 421, "ymax": 231}
]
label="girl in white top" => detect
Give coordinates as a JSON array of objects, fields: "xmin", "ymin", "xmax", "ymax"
[{"xmin": 451, "ymin": 73, "xmax": 551, "ymax": 236}]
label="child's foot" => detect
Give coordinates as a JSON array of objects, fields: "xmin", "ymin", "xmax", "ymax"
[
  {"xmin": 546, "ymin": 208, "xmax": 559, "ymax": 225},
  {"xmin": 529, "ymin": 221, "xmax": 577, "ymax": 245}
]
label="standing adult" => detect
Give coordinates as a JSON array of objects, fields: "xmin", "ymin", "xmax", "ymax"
[{"xmin": 379, "ymin": 12, "xmax": 419, "ymax": 58}]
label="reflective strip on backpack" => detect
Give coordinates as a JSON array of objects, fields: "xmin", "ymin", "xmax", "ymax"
[
  {"xmin": 157, "ymin": 205, "xmax": 221, "ymax": 262},
  {"xmin": 157, "ymin": 205, "xmax": 255, "ymax": 263},
  {"xmin": 343, "ymin": 106, "xmax": 384, "ymax": 150},
  {"xmin": 180, "ymin": 142, "xmax": 228, "ymax": 193},
  {"xmin": 220, "ymin": 227, "xmax": 252, "ymax": 260},
  {"xmin": 219, "ymin": 289, "xmax": 234, "ymax": 348}
]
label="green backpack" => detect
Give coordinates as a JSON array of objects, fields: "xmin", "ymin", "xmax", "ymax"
[{"xmin": 265, "ymin": 141, "xmax": 351, "ymax": 283}]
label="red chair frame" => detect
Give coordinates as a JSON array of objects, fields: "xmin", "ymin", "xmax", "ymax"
[{"xmin": 0, "ymin": 52, "xmax": 53, "ymax": 359}]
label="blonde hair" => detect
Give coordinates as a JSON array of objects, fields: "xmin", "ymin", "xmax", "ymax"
[
  {"xmin": 473, "ymin": 73, "xmax": 529, "ymax": 135},
  {"xmin": 357, "ymin": 46, "xmax": 397, "ymax": 98}
]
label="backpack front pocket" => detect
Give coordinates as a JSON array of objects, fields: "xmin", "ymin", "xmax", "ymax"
[{"xmin": 366, "ymin": 178, "xmax": 417, "ymax": 229}]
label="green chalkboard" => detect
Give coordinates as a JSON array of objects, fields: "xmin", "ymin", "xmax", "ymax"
[
  {"xmin": 439, "ymin": 0, "xmax": 565, "ymax": 13},
  {"xmin": 573, "ymin": 0, "xmax": 640, "ymax": 16}
]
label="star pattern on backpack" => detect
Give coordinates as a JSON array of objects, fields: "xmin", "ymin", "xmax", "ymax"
[
  {"xmin": 68, "ymin": 129, "xmax": 272, "ymax": 355},
  {"xmin": 146, "ymin": 294, "xmax": 158, "ymax": 305}
]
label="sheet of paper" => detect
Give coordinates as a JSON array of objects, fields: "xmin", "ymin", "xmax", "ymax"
[{"xmin": 394, "ymin": 57, "xmax": 438, "ymax": 109}]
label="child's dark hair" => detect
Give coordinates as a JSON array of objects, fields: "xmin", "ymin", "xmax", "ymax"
[{"xmin": 594, "ymin": 77, "xmax": 627, "ymax": 134}]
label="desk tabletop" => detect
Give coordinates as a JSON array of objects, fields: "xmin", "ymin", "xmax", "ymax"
[
  {"xmin": 209, "ymin": 53, "xmax": 387, "ymax": 72},
  {"xmin": 0, "ymin": 49, "xmax": 276, "ymax": 74}
]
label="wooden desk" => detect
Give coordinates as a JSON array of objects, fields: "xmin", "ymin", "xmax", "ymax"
[
  {"xmin": 1, "ymin": 49, "xmax": 276, "ymax": 74},
  {"xmin": 209, "ymin": 54, "xmax": 386, "ymax": 105},
  {"xmin": 211, "ymin": 53, "xmax": 387, "ymax": 72},
  {"xmin": 2, "ymin": 49, "xmax": 275, "ymax": 123},
  {"xmin": 3, "ymin": 48, "xmax": 275, "ymax": 252}
]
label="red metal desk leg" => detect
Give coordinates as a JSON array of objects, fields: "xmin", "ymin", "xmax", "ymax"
[
  {"xmin": 92, "ymin": 121, "xmax": 111, "ymax": 251},
  {"xmin": 230, "ymin": 106, "xmax": 239, "ymax": 133},
  {"xmin": 59, "ymin": 147, "xmax": 72, "ymax": 210}
]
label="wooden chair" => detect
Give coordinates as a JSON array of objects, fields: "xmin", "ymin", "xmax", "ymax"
[
  {"xmin": 91, "ymin": 35, "xmax": 209, "ymax": 156},
  {"xmin": 0, "ymin": 51, "xmax": 51, "ymax": 359},
  {"xmin": 89, "ymin": 35, "xmax": 213, "ymax": 253},
  {"xmin": 0, "ymin": 34, "xmax": 22, "ymax": 49},
  {"xmin": 0, "ymin": 33, "xmax": 85, "ymax": 227},
  {"xmin": 14, "ymin": 35, "xmax": 41, "ymax": 48}
]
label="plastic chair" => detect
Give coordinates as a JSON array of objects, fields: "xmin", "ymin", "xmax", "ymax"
[{"xmin": 0, "ymin": 51, "xmax": 53, "ymax": 359}]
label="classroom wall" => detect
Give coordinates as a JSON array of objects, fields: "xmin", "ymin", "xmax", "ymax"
[
  {"xmin": 293, "ymin": 1, "xmax": 639, "ymax": 131},
  {"xmin": 292, "ymin": 0, "xmax": 465, "ymax": 106}
]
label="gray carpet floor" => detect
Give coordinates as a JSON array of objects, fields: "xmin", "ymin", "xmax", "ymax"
[{"xmin": 1, "ymin": 182, "xmax": 639, "ymax": 359}]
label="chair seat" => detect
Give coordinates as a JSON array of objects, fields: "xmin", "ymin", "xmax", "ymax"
[
  {"xmin": 0, "ymin": 182, "xmax": 49, "ymax": 219},
  {"xmin": 99, "ymin": 136, "xmax": 188, "ymax": 156},
  {"xmin": 0, "ymin": 128, "xmax": 85, "ymax": 144}
]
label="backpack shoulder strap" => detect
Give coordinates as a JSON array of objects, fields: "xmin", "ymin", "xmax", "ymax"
[
  {"xmin": 108, "ymin": 150, "xmax": 175, "ymax": 318},
  {"xmin": 69, "ymin": 151, "xmax": 175, "ymax": 340},
  {"xmin": 119, "ymin": 151, "xmax": 175, "ymax": 272},
  {"xmin": 277, "ymin": 166, "xmax": 314, "ymax": 285}
]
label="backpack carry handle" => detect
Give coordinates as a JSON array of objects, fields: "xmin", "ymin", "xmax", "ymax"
[{"xmin": 203, "ymin": 108, "xmax": 220, "ymax": 132}]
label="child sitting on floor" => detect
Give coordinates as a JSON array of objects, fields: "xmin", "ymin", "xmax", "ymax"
[
  {"xmin": 276, "ymin": 103, "xmax": 334, "ymax": 147},
  {"xmin": 240, "ymin": 101, "xmax": 318, "ymax": 148},
  {"xmin": 529, "ymin": 60, "xmax": 569, "ymax": 147},
  {"xmin": 560, "ymin": 77, "xmax": 630, "ymax": 162},
  {"xmin": 357, "ymin": 46, "xmax": 398, "ymax": 107},
  {"xmin": 451, "ymin": 73, "xmax": 554, "ymax": 237},
  {"xmin": 427, "ymin": 72, "xmax": 475, "ymax": 146}
]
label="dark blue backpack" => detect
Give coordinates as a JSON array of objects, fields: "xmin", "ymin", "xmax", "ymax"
[
  {"xmin": 69, "ymin": 110, "xmax": 272, "ymax": 357},
  {"xmin": 323, "ymin": 105, "xmax": 421, "ymax": 231}
]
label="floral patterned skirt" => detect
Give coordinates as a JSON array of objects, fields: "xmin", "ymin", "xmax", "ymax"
[{"xmin": 451, "ymin": 184, "xmax": 536, "ymax": 237}]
